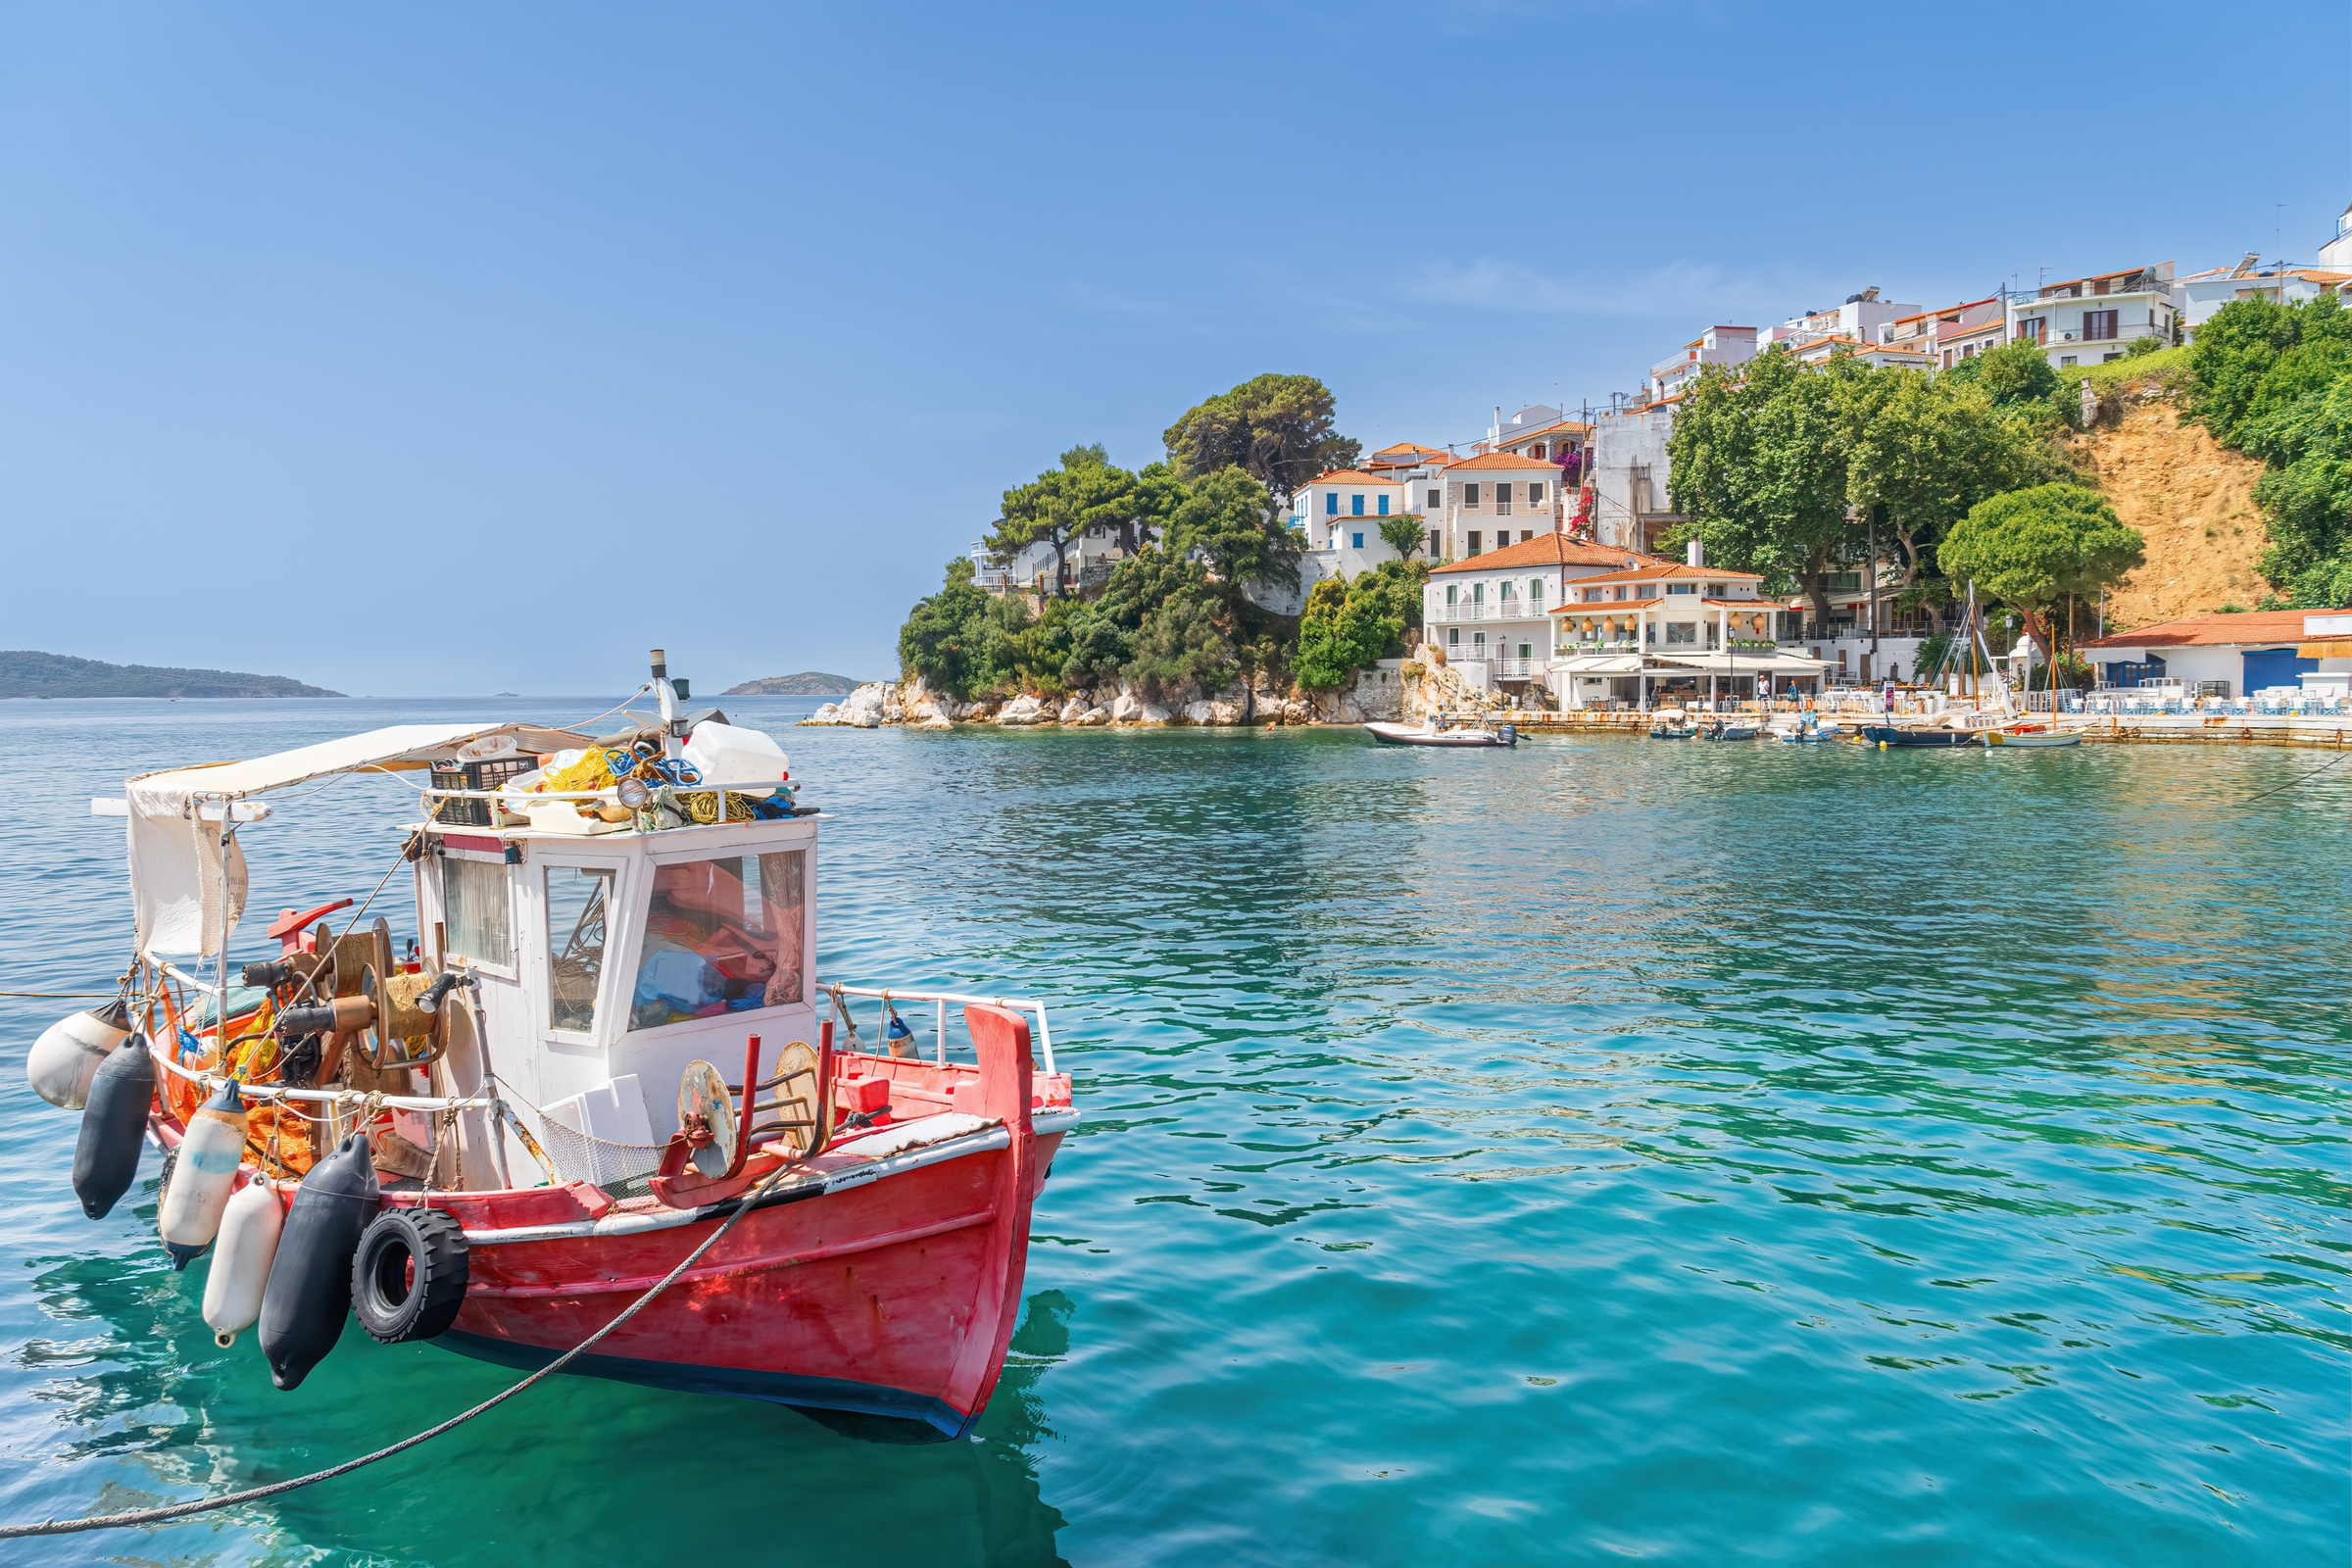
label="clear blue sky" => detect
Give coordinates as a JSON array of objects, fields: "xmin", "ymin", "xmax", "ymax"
[{"xmin": 4, "ymin": 2, "xmax": 2344, "ymax": 695}]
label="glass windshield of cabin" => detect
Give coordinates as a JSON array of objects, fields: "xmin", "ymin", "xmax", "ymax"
[
  {"xmin": 631, "ymin": 851, "xmax": 805, "ymax": 1030},
  {"xmin": 546, "ymin": 866, "xmax": 612, "ymax": 1032},
  {"xmin": 441, "ymin": 858, "xmax": 511, "ymax": 966}
]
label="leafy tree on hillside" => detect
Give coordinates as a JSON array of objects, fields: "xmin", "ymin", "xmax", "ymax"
[
  {"xmin": 991, "ymin": 445, "xmax": 1143, "ymax": 597},
  {"xmin": 2185, "ymin": 292, "xmax": 2352, "ymax": 607},
  {"xmin": 1163, "ymin": 374, "xmax": 1361, "ymax": 509},
  {"xmin": 2185, "ymin": 292, "xmax": 2349, "ymax": 445},
  {"xmin": 1668, "ymin": 347, "xmax": 1859, "ymax": 622},
  {"xmin": 1938, "ymin": 484, "xmax": 2143, "ymax": 661},
  {"xmin": 1293, "ymin": 576, "xmax": 1404, "ymax": 690},
  {"xmin": 1842, "ymin": 369, "xmax": 2046, "ymax": 601},
  {"xmin": 1378, "ymin": 513, "xmax": 1427, "ymax": 560},
  {"xmin": 898, "ymin": 558, "xmax": 1028, "ymax": 697},
  {"xmin": 1166, "ymin": 466, "xmax": 1302, "ymax": 603}
]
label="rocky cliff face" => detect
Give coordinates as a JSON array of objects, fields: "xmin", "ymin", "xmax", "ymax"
[{"xmin": 2066, "ymin": 392, "xmax": 2272, "ymax": 627}]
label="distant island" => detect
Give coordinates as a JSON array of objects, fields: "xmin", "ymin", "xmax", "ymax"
[
  {"xmin": 2, "ymin": 650, "xmax": 343, "ymax": 700},
  {"xmin": 721, "ymin": 671, "xmax": 867, "ymax": 696}
]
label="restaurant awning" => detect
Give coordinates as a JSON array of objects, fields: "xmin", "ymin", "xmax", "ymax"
[{"xmin": 1650, "ymin": 651, "xmax": 1830, "ymax": 674}]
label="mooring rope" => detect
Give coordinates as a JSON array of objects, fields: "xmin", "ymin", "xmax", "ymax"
[
  {"xmin": 0, "ymin": 1159, "xmax": 796, "ymax": 1540},
  {"xmin": 2241, "ymin": 747, "xmax": 2352, "ymax": 803}
]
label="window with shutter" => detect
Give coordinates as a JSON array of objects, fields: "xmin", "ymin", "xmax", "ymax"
[
  {"xmin": 1463, "ymin": 483, "xmax": 1481, "ymax": 507},
  {"xmin": 1427, "ymin": 488, "xmax": 1442, "ymax": 510}
]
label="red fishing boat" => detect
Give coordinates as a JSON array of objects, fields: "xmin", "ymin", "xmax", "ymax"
[{"xmin": 35, "ymin": 653, "xmax": 1075, "ymax": 1440}]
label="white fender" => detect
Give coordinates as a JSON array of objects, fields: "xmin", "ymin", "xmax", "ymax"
[
  {"xmin": 27, "ymin": 1004, "xmax": 131, "ymax": 1109},
  {"xmin": 202, "ymin": 1178, "xmax": 284, "ymax": 1347},
  {"xmin": 161, "ymin": 1081, "xmax": 250, "ymax": 1263}
]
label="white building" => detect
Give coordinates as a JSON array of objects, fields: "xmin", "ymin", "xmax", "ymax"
[
  {"xmin": 1789, "ymin": 336, "xmax": 1935, "ymax": 371},
  {"xmin": 1423, "ymin": 534, "xmax": 1665, "ymax": 692},
  {"xmin": 971, "ymin": 521, "xmax": 1133, "ymax": 597},
  {"xmin": 1289, "ymin": 467, "xmax": 1415, "ymax": 585},
  {"xmin": 1429, "ymin": 451, "xmax": 1565, "ymax": 563},
  {"xmin": 1490, "ymin": 414, "xmax": 1591, "ymax": 465},
  {"xmin": 1588, "ymin": 400, "xmax": 1682, "ymax": 554},
  {"xmin": 2004, "ymin": 263, "xmax": 2177, "ymax": 368},
  {"xmin": 2322, "ymin": 204, "xmax": 2352, "ymax": 270},
  {"xmin": 1761, "ymin": 287, "xmax": 1922, "ymax": 355},
  {"xmin": 1648, "ymin": 325, "xmax": 1759, "ymax": 400},
  {"xmin": 2176, "ymin": 257, "xmax": 2348, "ymax": 342},
  {"xmin": 1874, "ymin": 296, "xmax": 2004, "ymax": 369},
  {"xmin": 2074, "ymin": 608, "xmax": 2352, "ymax": 698},
  {"xmin": 1545, "ymin": 553, "xmax": 1823, "ymax": 709}
]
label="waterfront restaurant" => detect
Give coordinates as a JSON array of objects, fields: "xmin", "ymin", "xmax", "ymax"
[
  {"xmin": 2074, "ymin": 608, "xmax": 2352, "ymax": 698},
  {"xmin": 1546, "ymin": 558, "xmax": 1829, "ymax": 709}
]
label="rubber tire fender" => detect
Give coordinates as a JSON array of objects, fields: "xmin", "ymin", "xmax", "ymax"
[{"xmin": 351, "ymin": 1207, "xmax": 470, "ymax": 1344}]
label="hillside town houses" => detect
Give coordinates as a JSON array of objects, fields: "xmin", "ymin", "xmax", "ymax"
[{"xmin": 973, "ymin": 208, "xmax": 2351, "ymax": 710}]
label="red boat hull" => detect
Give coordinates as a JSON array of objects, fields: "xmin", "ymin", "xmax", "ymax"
[
  {"xmin": 149, "ymin": 1004, "xmax": 1067, "ymax": 1441},
  {"xmin": 433, "ymin": 1122, "xmax": 1063, "ymax": 1438}
]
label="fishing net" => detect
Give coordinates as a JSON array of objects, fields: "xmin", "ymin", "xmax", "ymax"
[{"xmin": 532, "ymin": 1109, "xmax": 666, "ymax": 1200}]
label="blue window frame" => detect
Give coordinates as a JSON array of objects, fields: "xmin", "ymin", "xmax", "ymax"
[
  {"xmin": 1351, "ymin": 532, "xmax": 1364, "ymax": 549},
  {"xmin": 1351, "ymin": 494, "xmax": 1365, "ymax": 516},
  {"xmin": 1326, "ymin": 492, "xmax": 1339, "ymax": 515},
  {"xmin": 1377, "ymin": 495, "xmax": 1390, "ymax": 515}
]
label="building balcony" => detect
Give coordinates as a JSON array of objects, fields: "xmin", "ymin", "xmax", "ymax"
[
  {"xmin": 1429, "ymin": 602, "xmax": 1549, "ymax": 623},
  {"xmin": 1441, "ymin": 649, "xmax": 1542, "ymax": 679}
]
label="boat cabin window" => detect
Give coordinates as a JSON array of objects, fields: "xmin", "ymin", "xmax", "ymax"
[
  {"xmin": 442, "ymin": 857, "xmax": 513, "ymax": 966},
  {"xmin": 632, "ymin": 851, "xmax": 806, "ymax": 1031},
  {"xmin": 547, "ymin": 866, "xmax": 613, "ymax": 1032}
]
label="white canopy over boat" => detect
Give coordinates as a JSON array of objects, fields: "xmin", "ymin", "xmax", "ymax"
[{"xmin": 121, "ymin": 722, "xmax": 591, "ymax": 956}]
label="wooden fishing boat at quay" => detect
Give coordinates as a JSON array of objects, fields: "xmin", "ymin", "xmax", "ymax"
[{"xmin": 33, "ymin": 652, "xmax": 1075, "ymax": 1441}]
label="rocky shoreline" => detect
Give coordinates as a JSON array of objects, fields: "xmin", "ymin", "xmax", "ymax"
[{"xmin": 802, "ymin": 654, "xmax": 1501, "ymax": 729}]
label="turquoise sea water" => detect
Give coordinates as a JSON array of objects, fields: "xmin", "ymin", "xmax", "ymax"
[{"xmin": 1, "ymin": 697, "xmax": 2345, "ymax": 1566}]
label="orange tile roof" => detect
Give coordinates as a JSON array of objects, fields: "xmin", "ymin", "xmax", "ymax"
[
  {"xmin": 1308, "ymin": 469, "xmax": 1404, "ymax": 486},
  {"xmin": 2076, "ymin": 609, "xmax": 2345, "ymax": 651},
  {"xmin": 1429, "ymin": 534, "xmax": 1671, "ymax": 575},
  {"xmin": 1367, "ymin": 443, "xmax": 1448, "ymax": 461},
  {"xmin": 1497, "ymin": 419, "xmax": 1592, "ymax": 445},
  {"xmin": 1554, "ymin": 597, "xmax": 1775, "ymax": 613},
  {"xmin": 1444, "ymin": 450, "xmax": 1564, "ymax": 471}
]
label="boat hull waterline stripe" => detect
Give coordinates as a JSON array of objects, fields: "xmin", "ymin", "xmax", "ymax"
[{"xmin": 457, "ymin": 1111, "xmax": 1076, "ymax": 1245}]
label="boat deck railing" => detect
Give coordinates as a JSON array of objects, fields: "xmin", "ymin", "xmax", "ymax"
[{"xmin": 818, "ymin": 981, "xmax": 1058, "ymax": 1078}]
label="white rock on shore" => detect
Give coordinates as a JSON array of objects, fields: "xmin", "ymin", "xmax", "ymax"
[{"xmin": 997, "ymin": 695, "xmax": 1050, "ymax": 726}]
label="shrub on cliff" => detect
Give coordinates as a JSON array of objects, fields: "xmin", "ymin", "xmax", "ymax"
[
  {"xmin": 1293, "ymin": 574, "xmax": 1404, "ymax": 690},
  {"xmin": 2185, "ymin": 292, "xmax": 2352, "ymax": 608}
]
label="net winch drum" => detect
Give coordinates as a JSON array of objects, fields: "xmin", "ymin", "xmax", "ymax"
[
  {"xmin": 27, "ymin": 998, "xmax": 132, "ymax": 1109},
  {"xmin": 676, "ymin": 1059, "xmax": 739, "ymax": 1178},
  {"xmin": 72, "ymin": 1036, "xmax": 156, "ymax": 1220},
  {"xmin": 258, "ymin": 1133, "xmax": 381, "ymax": 1391}
]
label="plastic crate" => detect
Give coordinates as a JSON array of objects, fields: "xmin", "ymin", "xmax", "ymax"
[{"xmin": 428, "ymin": 755, "xmax": 538, "ymax": 827}]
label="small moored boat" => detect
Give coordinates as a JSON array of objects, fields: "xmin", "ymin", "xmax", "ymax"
[
  {"xmin": 36, "ymin": 650, "xmax": 1075, "ymax": 1441},
  {"xmin": 1364, "ymin": 717, "xmax": 1518, "ymax": 748},
  {"xmin": 1859, "ymin": 722, "xmax": 1981, "ymax": 748}
]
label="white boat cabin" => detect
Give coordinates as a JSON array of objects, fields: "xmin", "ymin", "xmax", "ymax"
[{"xmin": 417, "ymin": 809, "xmax": 819, "ymax": 1173}]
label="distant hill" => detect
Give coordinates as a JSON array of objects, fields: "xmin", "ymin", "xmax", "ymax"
[
  {"xmin": 721, "ymin": 671, "xmax": 868, "ymax": 696},
  {"xmin": 2, "ymin": 650, "xmax": 343, "ymax": 700}
]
